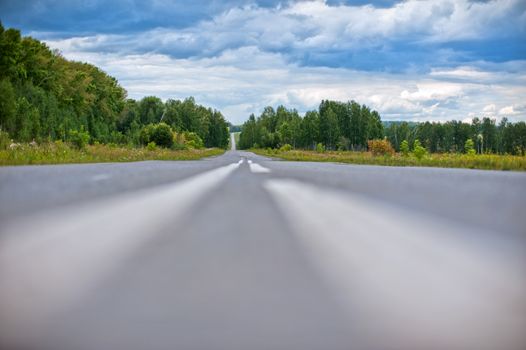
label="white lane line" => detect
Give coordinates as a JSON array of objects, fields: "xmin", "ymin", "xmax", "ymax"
[
  {"xmin": 263, "ymin": 179, "xmax": 526, "ymax": 350},
  {"xmin": 91, "ymin": 173, "xmax": 111, "ymax": 181},
  {"xmin": 0, "ymin": 162, "xmax": 241, "ymax": 339},
  {"xmin": 249, "ymin": 161, "xmax": 271, "ymax": 173},
  {"xmin": 247, "ymin": 159, "xmax": 252, "ymax": 164},
  {"xmin": 238, "ymin": 159, "xmax": 244, "ymax": 165}
]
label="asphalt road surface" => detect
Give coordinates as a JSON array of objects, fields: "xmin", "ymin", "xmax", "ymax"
[{"xmin": 1, "ymin": 135, "xmax": 525, "ymax": 350}]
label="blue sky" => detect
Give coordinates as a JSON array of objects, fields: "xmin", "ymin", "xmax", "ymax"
[{"xmin": 1, "ymin": 0, "xmax": 525, "ymax": 124}]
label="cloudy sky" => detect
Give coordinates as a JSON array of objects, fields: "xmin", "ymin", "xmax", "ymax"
[{"xmin": 1, "ymin": 0, "xmax": 525, "ymax": 124}]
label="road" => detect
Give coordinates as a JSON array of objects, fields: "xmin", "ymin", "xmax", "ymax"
[{"xmin": 1, "ymin": 135, "xmax": 525, "ymax": 350}]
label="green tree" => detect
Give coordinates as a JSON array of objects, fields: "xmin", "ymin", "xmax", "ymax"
[
  {"xmin": 413, "ymin": 139, "xmax": 427, "ymax": 160},
  {"xmin": 464, "ymin": 138, "xmax": 476, "ymax": 155},
  {"xmin": 0, "ymin": 79, "xmax": 17, "ymax": 136},
  {"xmin": 319, "ymin": 107, "xmax": 339, "ymax": 150},
  {"xmin": 400, "ymin": 139, "xmax": 410, "ymax": 156}
]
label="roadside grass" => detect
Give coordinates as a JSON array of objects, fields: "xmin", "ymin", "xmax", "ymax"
[
  {"xmin": 252, "ymin": 148, "xmax": 526, "ymax": 171},
  {"xmin": 0, "ymin": 141, "xmax": 225, "ymax": 166}
]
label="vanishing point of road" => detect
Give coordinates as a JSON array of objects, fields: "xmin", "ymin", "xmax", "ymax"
[{"xmin": 1, "ymin": 133, "xmax": 525, "ymax": 350}]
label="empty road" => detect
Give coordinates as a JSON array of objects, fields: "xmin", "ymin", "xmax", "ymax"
[{"xmin": 1, "ymin": 136, "xmax": 526, "ymax": 350}]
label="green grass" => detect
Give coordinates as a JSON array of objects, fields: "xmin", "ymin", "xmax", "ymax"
[
  {"xmin": 0, "ymin": 141, "xmax": 225, "ymax": 166},
  {"xmin": 252, "ymin": 148, "xmax": 526, "ymax": 171}
]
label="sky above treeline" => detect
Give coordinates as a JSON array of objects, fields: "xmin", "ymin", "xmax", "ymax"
[{"xmin": 1, "ymin": 0, "xmax": 525, "ymax": 124}]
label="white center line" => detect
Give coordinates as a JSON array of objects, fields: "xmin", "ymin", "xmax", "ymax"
[
  {"xmin": 91, "ymin": 174, "xmax": 111, "ymax": 182},
  {"xmin": 249, "ymin": 162, "xmax": 271, "ymax": 173}
]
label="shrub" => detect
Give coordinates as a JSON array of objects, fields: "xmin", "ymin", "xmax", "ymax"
[
  {"xmin": 140, "ymin": 124, "xmax": 156, "ymax": 145},
  {"xmin": 183, "ymin": 131, "xmax": 204, "ymax": 149},
  {"xmin": 400, "ymin": 140, "xmax": 410, "ymax": 157},
  {"xmin": 367, "ymin": 138, "xmax": 395, "ymax": 156},
  {"xmin": 146, "ymin": 141, "xmax": 157, "ymax": 151},
  {"xmin": 69, "ymin": 129, "xmax": 90, "ymax": 150},
  {"xmin": 150, "ymin": 123, "xmax": 173, "ymax": 148},
  {"xmin": 279, "ymin": 143, "xmax": 293, "ymax": 152},
  {"xmin": 413, "ymin": 139, "xmax": 427, "ymax": 160},
  {"xmin": 465, "ymin": 138, "xmax": 476, "ymax": 155},
  {"xmin": 316, "ymin": 143, "xmax": 326, "ymax": 153}
]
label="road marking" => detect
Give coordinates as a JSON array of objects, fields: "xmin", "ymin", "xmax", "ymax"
[
  {"xmin": 263, "ymin": 178, "xmax": 526, "ymax": 349},
  {"xmin": 91, "ymin": 173, "xmax": 111, "ymax": 181},
  {"xmin": 0, "ymin": 161, "xmax": 241, "ymax": 340},
  {"xmin": 249, "ymin": 161, "xmax": 271, "ymax": 173},
  {"xmin": 237, "ymin": 159, "xmax": 244, "ymax": 165},
  {"xmin": 247, "ymin": 159, "xmax": 252, "ymax": 163}
]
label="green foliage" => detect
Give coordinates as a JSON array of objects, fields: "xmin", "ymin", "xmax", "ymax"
[
  {"xmin": 0, "ymin": 79, "xmax": 17, "ymax": 136},
  {"xmin": 0, "ymin": 24, "xmax": 231, "ymax": 149},
  {"xmin": 465, "ymin": 138, "xmax": 476, "ymax": 155},
  {"xmin": 252, "ymin": 149, "xmax": 526, "ymax": 171},
  {"xmin": 316, "ymin": 142, "xmax": 326, "ymax": 153},
  {"xmin": 139, "ymin": 124, "xmax": 156, "ymax": 145},
  {"xmin": 69, "ymin": 128, "xmax": 90, "ymax": 149},
  {"xmin": 150, "ymin": 122, "xmax": 173, "ymax": 148},
  {"xmin": 413, "ymin": 139, "xmax": 427, "ymax": 160},
  {"xmin": 367, "ymin": 139, "xmax": 395, "ymax": 156},
  {"xmin": 146, "ymin": 141, "xmax": 157, "ymax": 151},
  {"xmin": 0, "ymin": 129, "xmax": 11, "ymax": 150},
  {"xmin": 184, "ymin": 131, "xmax": 204, "ymax": 149},
  {"xmin": 279, "ymin": 143, "xmax": 293, "ymax": 152},
  {"xmin": 0, "ymin": 142, "xmax": 225, "ymax": 166},
  {"xmin": 400, "ymin": 140, "xmax": 410, "ymax": 156},
  {"xmin": 239, "ymin": 100, "xmax": 384, "ymax": 151}
]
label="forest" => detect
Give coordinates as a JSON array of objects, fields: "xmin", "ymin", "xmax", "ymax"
[
  {"xmin": 239, "ymin": 101, "xmax": 526, "ymax": 155},
  {"xmin": 0, "ymin": 23, "xmax": 229, "ymax": 149}
]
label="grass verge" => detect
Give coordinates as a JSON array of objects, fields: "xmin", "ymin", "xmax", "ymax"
[
  {"xmin": 0, "ymin": 141, "xmax": 225, "ymax": 166},
  {"xmin": 252, "ymin": 148, "xmax": 526, "ymax": 171}
]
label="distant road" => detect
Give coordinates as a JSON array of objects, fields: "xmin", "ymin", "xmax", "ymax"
[
  {"xmin": 1, "ymin": 134, "xmax": 525, "ymax": 350},
  {"xmin": 230, "ymin": 131, "xmax": 237, "ymax": 151}
]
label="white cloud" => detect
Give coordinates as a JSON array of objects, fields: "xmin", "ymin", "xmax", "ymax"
[
  {"xmin": 483, "ymin": 104, "xmax": 496, "ymax": 113},
  {"xmin": 499, "ymin": 104, "xmax": 526, "ymax": 116},
  {"xmin": 42, "ymin": 0, "xmax": 526, "ymax": 57},
  {"xmin": 37, "ymin": 0, "xmax": 526, "ymax": 124},
  {"xmin": 41, "ymin": 43, "xmax": 526, "ymax": 124}
]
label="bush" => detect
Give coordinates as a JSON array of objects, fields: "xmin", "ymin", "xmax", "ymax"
[
  {"xmin": 139, "ymin": 123, "xmax": 174, "ymax": 148},
  {"xmin": 279, "ymin": 143, "xmax": 293, "ymax": 152},
  {"xmin": 150, "ymin": 123, "xmax": 173, "ymax": 148},
  {"xmin": 69, "ymin": 129, "xmax": 90, "ymax": 149},
  {"xmin": 146, "ymin": 141, "xmax": 157, "ymax": 151},
  {"xmin": 316, "ymin": 143, "xmax": 326, "ymax": 153},
  {"xmin": 400, "ymin": 140, "xmax": 410, "ymax": 156},
  {"xmin": 367, "ymin": 138, "xmax": 395, "ymax": 156},
  {"xmin": 183, "ymin": 131, "xmax": 204, "ymax": 149},
  {"xmin": 413, "ymin": 139, "xmax": 427, "ymax": 160},
  {"xmin": 465, "ymin": 138, "xmax": 476, "ymax": 155},
  {"xmin": 140, "ymin": 124, "xmax": 156, "ymax": 145}
]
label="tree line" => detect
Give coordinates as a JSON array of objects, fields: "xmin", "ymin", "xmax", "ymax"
[
  {"xmin": 0, "ymin": 23, "xmax": 229, "ymax": 149},
  {"xmin": 238, "ymin": 100, "xmax": 384, "ymax": 151},
  {"xmin": 385, "ymin": 118, "xmax": 526, "ymax": 155},
  {"xmin": 239, "ymin": 101, "xmax": 526, "ymax": 155}
]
